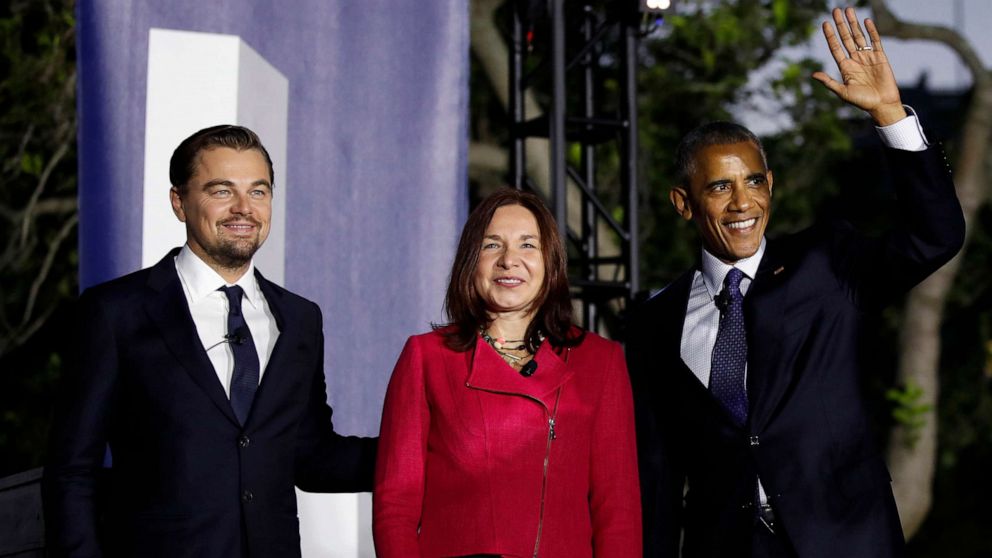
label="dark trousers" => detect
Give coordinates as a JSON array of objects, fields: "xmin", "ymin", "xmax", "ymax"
[{"xmin": 751, "ymin": 520, "xmax": 798, "ymax": 558}]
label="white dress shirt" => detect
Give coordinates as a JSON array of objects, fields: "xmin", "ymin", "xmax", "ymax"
[
  {"xmin": 174, "ymin": 245, "xmax": 280, "ymax": 398},
  {"xmin": 678, "ymin": 111, "xmax": 928, "ymax": 505},
  {"xmin": 680, "ymin": 240, "xmax": 765, "ymax": 389}
]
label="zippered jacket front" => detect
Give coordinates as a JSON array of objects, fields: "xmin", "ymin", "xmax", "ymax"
[{"xmin": 373, "ymin": 327, "xmax": 642, "ymax": 557}]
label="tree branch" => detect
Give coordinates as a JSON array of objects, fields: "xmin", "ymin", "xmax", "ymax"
[
  {"xmin": 0, "ymin": 197, "xmax": 77, "ymax": 224},
  {"xmin": 19, "ymin": 139, "xmax": 70, "ymax": 246},
  {"xmin": 33, "ymin": 196, "xmax": 77, "ymax": 215},
  {"xmin": 868, "ymin": 0, "xmax": 990, "ymax": 85},
  {"xmin": 869, "ymin": 0, "xmax": 992, "ymax": 539},
  {"xmin": 6, "ymin": 300, "xmax": 57, "ymax": 356},
  {"xmin": 20, "ymin": 211, "xmax": 77, "ymax": 328},
  {"xmin": 2, "ymin": 124, "xmax": 35, "ymax": 177}
]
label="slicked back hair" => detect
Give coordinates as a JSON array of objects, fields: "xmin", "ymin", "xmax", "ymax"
[
  {"xmin": 169, "ymin": 124, "xmax": 274, "ymax": 194},
  {"xmin": 440, "ymin": 187, "xmax": 580, "ymax": 352},
  {"xmin": 674, "ymin": 121, "xmax": 767, "ymax": 187}
]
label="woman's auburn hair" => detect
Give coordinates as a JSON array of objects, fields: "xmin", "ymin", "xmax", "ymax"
[{"xmin": 439, "ymin": 187, "xmax": 581, "ymax": 352}]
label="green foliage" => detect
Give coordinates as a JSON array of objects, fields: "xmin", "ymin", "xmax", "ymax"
[
  {"xmin": 885, "ymin": 381, "xmax": 933, "ymax": 448},
  {"xmin": 0, "ymin": 0, "xmax": 77, "ymax": 352},
  {"xmin": 635, "ymin": 0, "xmax": 842, "ymax": 289},
  {"xmin": 20, "ymin": 152, "xmax": 44, "ymax": 176},
  {"xmin": 933, "ymin": 202, "xmax": 992, "ymax": 475},
  {"xmin": 472, "ymin": 2, "xmax": 846, "ymax": 293},
  {"xmin": 908, "ymin": 203, "xmax": 992, "ymax": 555},
  {"xmin": 0, "ymin": 0, "xmax": 77, "ymax": 475}
]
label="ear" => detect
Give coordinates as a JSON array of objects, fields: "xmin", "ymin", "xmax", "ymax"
[
  {"xmin": 670, "ymin": 187, "xmax": 693, "ymax": 221},
  {"xmin": 170, "ymin": 187, "xmax": 187, "ymax": 222},
  {"xmin": 767, "ymin": 169, "xmax": 774, "ymax": 198}
]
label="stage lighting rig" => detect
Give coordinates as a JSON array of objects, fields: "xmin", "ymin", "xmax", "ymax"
[
  {"xmin": 508, "ymin": 0, "xmax": 643, "ymax": 333},
  {"xmin": 640, "ymin": 0, "xmax": 675, "ymax": 12},
  {"xmin": 638, "ymin": 0, "xmax": 676, "ymax": 36}
]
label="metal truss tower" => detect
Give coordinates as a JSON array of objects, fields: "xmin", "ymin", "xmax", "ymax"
[{"xmin": 509, "ymin": 0, "xmax": 641, "ymax": 333}]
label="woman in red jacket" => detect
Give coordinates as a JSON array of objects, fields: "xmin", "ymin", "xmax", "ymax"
[{"xmin": 373, "ymin": 188, "xmax": 641, "ymax": 558}]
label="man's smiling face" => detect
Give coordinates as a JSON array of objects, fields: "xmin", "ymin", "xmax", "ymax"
[
  {"xmin": 170, "ymin": 147, "xmax": 272, "ymax": 273},
  {"xmin": 670, "ymin": 141, "xmax": 773, "ymax": 263}
]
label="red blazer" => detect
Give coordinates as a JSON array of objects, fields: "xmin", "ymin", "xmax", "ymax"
[{"xmin": 374, "ymin": 328, "xmax": 641, "ymax": 557}]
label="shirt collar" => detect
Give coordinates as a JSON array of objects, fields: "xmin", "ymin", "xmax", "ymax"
[
  {"xmin": 175, "ymin": 244, "xmax": 260, "ymax": 309},
  {"xmin": 699, "ymin": 237, "xmax": 766, "ymax": 299}
]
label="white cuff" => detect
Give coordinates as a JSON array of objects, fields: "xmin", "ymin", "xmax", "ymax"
[{"xmin": 875, "ymin": 105, "xmax": 928, "ymax": 152}]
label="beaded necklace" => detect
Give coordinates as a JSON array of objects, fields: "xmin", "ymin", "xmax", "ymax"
[{"xmin": 480, "ymin": 328, "xmax": 542, "ymax": 366}]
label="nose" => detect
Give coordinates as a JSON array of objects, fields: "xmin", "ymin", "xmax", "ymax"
[
  {"xmin": 729, "ymin": 182, "xmax": 752, "ymax": 212},
  {"xmin": 231, "ymin": 192, "xmax": 253, "ymax": 215},
  {"xmin": 496, "ymin": 247, "xmax": 516, "ymax": 269}
]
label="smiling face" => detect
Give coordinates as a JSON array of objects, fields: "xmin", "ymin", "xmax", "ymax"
[
  {"xmin": 473, "ymin": 204, "xmax": 546, "ymax": 320},
  {"xmin": 670, "ymin": 141, "xmax": 773, "ymax": 263},
  {"xmin": 170, "ymin": 147, "xmax": 272, "ymax": 280}
]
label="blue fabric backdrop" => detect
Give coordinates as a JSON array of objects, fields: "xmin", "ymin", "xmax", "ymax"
[{"xmin": 76, "ymin": 0, "xmax": 469, "ymax": 435}]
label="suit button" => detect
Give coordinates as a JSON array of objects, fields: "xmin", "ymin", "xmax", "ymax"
[
  {"xmin": 242, "ymin": 489, "xmax": 254, "ymax": 503},
  {"xmin": 239, "ymin": 435, "xmax": 251, "ymax": 448},
  {"xmin": 749, "ymin": 435, "xmax": 760, "ymax": 447}
]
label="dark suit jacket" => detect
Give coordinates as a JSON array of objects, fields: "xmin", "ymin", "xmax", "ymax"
[
  {"xmin": 627, "ymin": 146, "xmax": 964, "ymax": 558},
  {"xmin": 43, "ymin": 248, "xmax": 377, "ymax": 558}
]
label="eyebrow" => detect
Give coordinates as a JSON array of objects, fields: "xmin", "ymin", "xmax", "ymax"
[
  {"xmin": 705, "ymin": 178, "xmax": 732, "ymax": 189},
  {"xmin": 704, "ymin": 173, "xmax": 765, "ymax": 189},
  {"xmin": 482, "ymin": 233, "xmax": 540, "ymax": 241},
  {"xmin": 202, "ymin": 178, "xmax": 272, "ymax": 189}
]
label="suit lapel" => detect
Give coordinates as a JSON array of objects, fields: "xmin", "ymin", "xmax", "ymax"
[
  {"xmin": 254, "ymin": 269, "xmax": 288, "ymax": 376},
  {"xmin": 250, "ymin": 271, "xmax": 299, "ymax": 425},
  {"xmin": 665, "ymin": 270, "xmax": 745, "ymax": 424},
  {"xmin": 744, "ymin": 240, "xmax": 790, "ymax": 431},
  {"xmin": 660, "ymin": 272, "xmax": 701, "ymax": 387},
  {"xmin": 144, "ymin": 250, "xmax": 240, "ymax": 426}
]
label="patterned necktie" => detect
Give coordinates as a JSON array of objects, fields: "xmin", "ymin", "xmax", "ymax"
[
  {"xmin": 220, "ymin": 285, "xmax": 259, "ymax": 425},
  {"xmin": 710, "ymin": 267, "xmax": 748, "ymax": 425}
]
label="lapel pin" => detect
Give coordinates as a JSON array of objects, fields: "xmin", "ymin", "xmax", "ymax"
[{"xmin": 773, "ymin": 266, "xmax": 785, "ymax": 275}]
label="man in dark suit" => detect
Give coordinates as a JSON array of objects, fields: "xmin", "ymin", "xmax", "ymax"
[
  {"xmin": 627, "ymin": 8, "xmax": 964, "ymax": 558},
  {"xmin": 43, "ymin": 125, "xmax": 377, "ymax": 557}
]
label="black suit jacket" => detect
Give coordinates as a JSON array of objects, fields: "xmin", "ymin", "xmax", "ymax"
[
  {"xmin": 44, "ymin": 249, "xmax": 377, "ymax": 557},
  {"xmin": 627, "ymin": 147, "xmax": 964, "ymax": 558}
]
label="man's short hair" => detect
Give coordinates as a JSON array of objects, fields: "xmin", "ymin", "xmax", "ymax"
[
  {"xmin": 169, "ymin": 125, "xmax": 274, "ymax": 193},
  {"xmin": 674, "ymin": 121, "xmax": 767, "ymax": 187}
]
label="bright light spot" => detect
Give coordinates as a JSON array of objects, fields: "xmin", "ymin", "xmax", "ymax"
[{"xmin": 647, "ymin": 0, "xmax": 671, "ymax": 9}]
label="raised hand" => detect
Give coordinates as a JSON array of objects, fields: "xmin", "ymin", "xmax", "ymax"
[{"xmin": 811, "ymin": 6, "xmax": 906, "ymax": 126}]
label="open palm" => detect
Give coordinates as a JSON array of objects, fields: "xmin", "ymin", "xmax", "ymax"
[{"xmin": 812, "ymin": 7, "xmax": 904, "ymax": 125}]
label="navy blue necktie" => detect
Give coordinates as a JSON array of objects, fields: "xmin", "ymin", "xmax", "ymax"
[
  {"xmin": 220, "ymin": 285, "xmax": 259, "ymax": 425},
  {"xmin": 710, "ymin": 268, "xmax": 748, "ymax": 426}
]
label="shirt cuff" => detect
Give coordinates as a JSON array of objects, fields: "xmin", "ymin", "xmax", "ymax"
[{"xmin": 875, "ymin": 105, "xmax": 928, "ymax": 152}]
